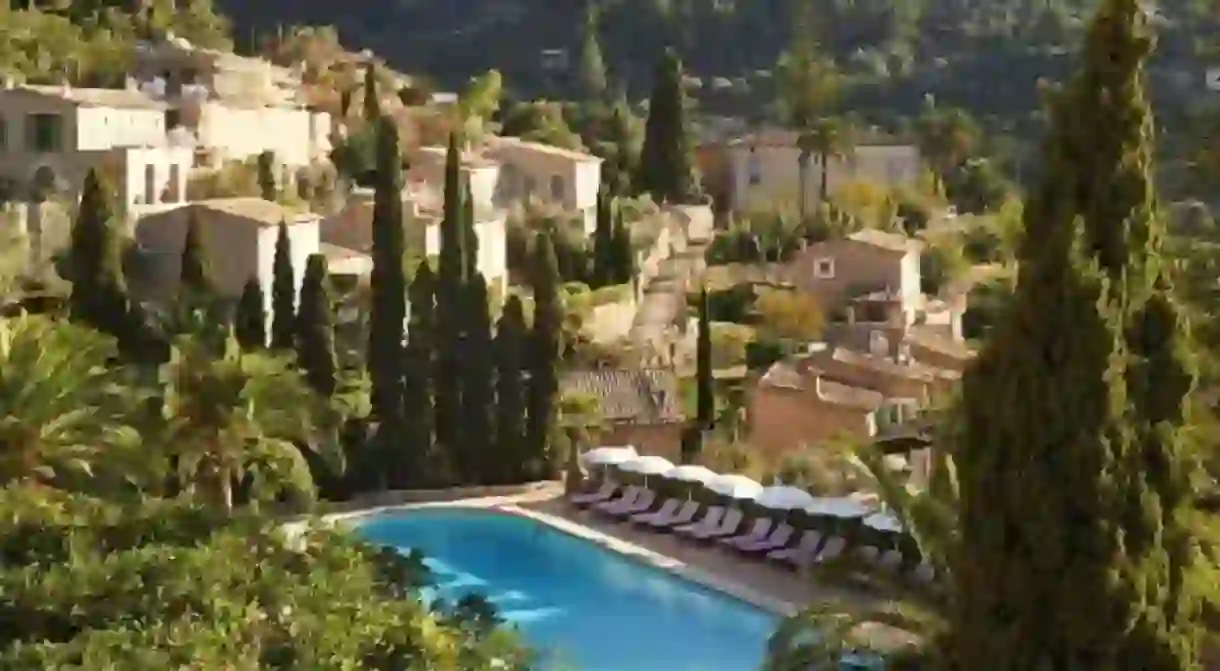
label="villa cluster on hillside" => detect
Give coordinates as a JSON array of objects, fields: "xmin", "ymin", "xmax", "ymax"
[{"xmin": 0, "ymin": 34, "xmax": 604, "ymax": 326}]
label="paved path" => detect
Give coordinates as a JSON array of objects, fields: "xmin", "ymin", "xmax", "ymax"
[{"xmin": 630, "ymin": 241, "xmax": 707, "ymax": 364}]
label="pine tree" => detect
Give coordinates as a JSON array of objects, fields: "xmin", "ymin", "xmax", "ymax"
[
  {"xmin": 400, "ymin": 260, "xmax": 437, "ymax": 489},
  {"xmin": 234, "ymin": 277, "xmax": 266, "ymax": 350},
  {"xmin": 67, "ymin": 169, "xmax": 131, "ymax": 341},
  {"xmin": 179, "ymin": 209, "xmax": 211, "ymax": 296},
  {"xmin": 577, "ymin": 1, "xmax": 608, "ymax": 100},
  {"xmin": 636, "ymin": 48, "xmax": 699, "ymax": 204},
  {"xmin": 590, "ymin": 190, "xmax": 614, "ymax": 287},
  {"xmin": 525, "ymin": 231, "xmax": 562, "ymax": 479},
  {"xmin": 459, "ymin": 274, "xmax": 495, "ymax": 484},
  {"xmin": 269, "ymin": 221, "xmax": 296, "ymax": 350},
  {"xmin": 295, "ymin": 254, "xmax": 338, "ymax": 397},
  {"xmin": 949, "ymin": 0, "xmax": 1201, "ymax": 667},
  {"xmin": 495, "ymin": 294, "xmax": 528, "ymax": 484},
  {"xmin": 611, "ymin": 202, "xmax": 635, "ymax": 284},
  {"xmin": 435, "ymin": 133, "xmax": 467, "ymax": 454},
  {"xmin": 257, "ymin": 151, "xmax": 277, "ymax": 202},
  {"xmin": 695, "ymin": 287, "xmax": 714, "ymax": 429},
  {"xmin": 363, "ymin": 61, "xmax": 381, "ymax": 123},
  {"xmin": 367, "ymin": 116, "xmax": 408, "ymax": 429}
]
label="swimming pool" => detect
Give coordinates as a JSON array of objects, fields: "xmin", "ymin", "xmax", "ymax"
[{"xmin": 355, "ymin": 507, "xmax": 780, "ymax": 671}]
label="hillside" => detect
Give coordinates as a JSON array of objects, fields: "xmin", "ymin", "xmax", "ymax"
[{"xmin": 219, "ymin": 0, "xmax": 1216, "ymax": 129}]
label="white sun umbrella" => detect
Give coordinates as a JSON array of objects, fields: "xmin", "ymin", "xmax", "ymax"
[
  {"xmin": 882, "ymin": 454, "xmax": 910, "ymax": 471},
  {"xmin": 863, "ymin": 512, "xmax": 904, "ymax": 533},
  {"xmin": 707, "ymin": 474, "xmax": 764, "ymax": 500},
  {"xmin": 807, "ymin": 496, "xmax": 873, "ymax": 519},
  {"xmin": 579, "ymin": 445, "xmax": 638, "ymax": 468},
  {"xmin": 664, "ymin": 464, "xmax": 719, "ymax": 484},
  {"xmin": 619, "ymin": 455, "xmax": 675, "ymax": 476},
  {"xmin": 756, "ymin": 485, "xmax": 817, "ymax": 511}
]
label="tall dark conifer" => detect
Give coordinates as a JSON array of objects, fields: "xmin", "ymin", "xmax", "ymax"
[
  {"xmin": 257, "ymin": 151, "xmax": 277, "ymax": 202},
  {"xmin": 695, "ymin": 287, "xmax": 714, "ymax": 428},
  {"xmin": 363, "ymin": 61, "xmax": 381, "ymax": 123},
  {"xmin": 179, "ymin": 209, "xmax": 211, "ymax": 296},
  {"xmin": 635, "ymin": 48, "xmax": 699, "ymax": 204},
  {"xmin": 400, "ymin": 261, "xmax": 438, "ymax": 489},
  {"xmin": 525, "ymin": 231, "xmax": 562, "ymax": 479},
  {"xmin": 234, "ymin": 277, "xmax": 266, "ymax": 350},
  {"xmin": 949, "ymin": 0, "xmax": 1202, "ymax": 667},
  {"xmin": 435, "ymin": 133, "xmax": 467, "ymax": 454},
  {"xmin": 590, "ymin": 190, "xmax": 614, "ymax": 287},
  {"xmin": 611, "ymin": 202, "xmax": 634, "ymax": 284},
  {"xmin": 577, "ymin": 1, "xmax": 608, "ymax": 100},
  {"xmin": 295, "ymin": 254, "xmax": 338, "ymax": 397},
  {"xmin": 494, "ymin": 294, "xmax": 528, "ymax": 484},
  {"xmin": 269, "ymin": 221, "xmax": 296, "ymax": 350},
  {"xmin": 459, "ymin": 274, "xmax": 495, "ymax": 484},
  {"xmin": 367, "ymin": 116, "xmax": 408, "ymax": 438},
  {"xmin": 67, "ymin": 169, "xmax": 133, "ymax": 344}
]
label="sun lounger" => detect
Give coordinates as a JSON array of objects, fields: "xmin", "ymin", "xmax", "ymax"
[
  {"xmin": 595, "ymin": 486, "xmax": 643, "ymax": 514},
  {"xmin": 632, "ymin": 499, "xmax": 679, "ymax": 525},
  {"xmin": 607, "ymin": 489, "xmax": 657, "ymax": 518},
  {"xmin": 736, "ymin": 524, "xmax": 794, "ymax": 554},
  {"xmin": 719, "ymin": 518, "xmax": 773, "ymax": 549},
  {"xmin": 690, "ymin": 508, "xmax": 744, "ymax": 541},
  {"xmin": 569, "ymin": 481, "xmax": 618, "ymax": 507},
  {"xmin": 793, "ymin": 536, "xmax": 847, "ymax": 569},
  {"xmin": 768, "ymin": 531, "xmax": 823, "ymax": 564},
  {"xmin": 648, "ymin": 500, "xmax": 701, "ymax": 530},
  {"xmin": 674, "ymin": 506, "xmax": 725, "ymax": 538}
]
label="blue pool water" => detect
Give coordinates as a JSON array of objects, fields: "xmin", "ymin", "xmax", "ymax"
[{"xmin": 355, "ymin": 508, "xmax": 780, "ymax": 671}]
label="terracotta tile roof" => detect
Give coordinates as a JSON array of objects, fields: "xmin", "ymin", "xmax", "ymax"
[
  {"xmin": 193, "ymin": 198, "xmax": 316, "ymax": 227},
  {"xmin": 815, "ymin": 378, "xmax": 885, "ymax": 411},
  {"xmin": 820, "ymin": 347, "xmax": 961, "ymax": 381},
  {"xmin": 561, "ymin": 368, "xmax": 684, "ymax": 424},
  {"xmin": 485, "ymin": 135, "xmax": 602, "ymax": 163},
  {"xmin": 16, "ymin": 85, "xmax": 166, "ymax": 110},
  {"xmin": 415, "ymin": 145, "xmax": 499, "ymax": 169},
  {"xmin": 319, "ymin": 243, "xmax": 367, "ymax": 261},
  {"xmin": 847, "ymin": 228, "xmax": 922, "ymax": 253}
]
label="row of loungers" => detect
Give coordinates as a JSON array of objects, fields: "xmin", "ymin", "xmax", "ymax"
[{"xmin": 570, "ymin": 482, "xmax": 935, "ymax": 583}]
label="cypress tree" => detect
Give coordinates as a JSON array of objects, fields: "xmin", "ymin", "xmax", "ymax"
[
  {"xmin": 257, "ymin": 151, "xmax": 277, "ymax": 202},
  {"xmin": 363, "ymin": 61, "xmax": 381, "ymax": 123},
  {"xmin": 635, "ymin": 48, "xmax": 699, "ymax": 204},
  {"xmin": 949, "ymin": 0, "xmax": 1201, "ymax": 667},
  {"xmin": 234, "ymin": 276, "xmax": 266, "ymax": 350},
  {"xmin": 459, "ymin": 274, "xmax": 495, "ymax": 484},
  {"xmin": 269, "ymin": 221, "xmax": 296, "ymax": 350},
  {"xmin": 462, "ymin": 182, "xmax": 480, "ymax": 281},
  {"xmin": 367, "ymin": 116, "xmax": 408, "ymax": 430},
  {"xmin": 179, "ymin": 209, "xmax": 211, "ymax": 296},
  {"xmin": 590, "ymin": 190, "xmax": 614, "ymax": 287},
  {"xmin": 525, "ymin": 231, "xmax": 562, "ymax": 479},
  {"xmin": 577, "ymin": 1, "xmax": 608, "ymax": 100},
  {"xmin": 400, "ymin": 260, "xmax": 437, "ymax": 489},
  {"xmin": 603, "ymin": 95, "xmax": 639, "ymax": 197},
  {"xmin": 67, "ymin": 169, "xmax": 131, "ymax": 341},
  {"xmin": 435, "ymin": 133, "xmax": 467, "ymax": 454},
  {"xmin": 611, "ymin": 202, "xmax": 634, "ymax": 284},
  {"xmin": 495, "ymin": 294, "xmax": 528, "ymax": 484},
  {"xmin": 695, "ymin": 287, "xmax": 714, "ymax": 429},
  {"xmin": 295, "ymin": 254, "xmax": 338, "ymax": 397}
]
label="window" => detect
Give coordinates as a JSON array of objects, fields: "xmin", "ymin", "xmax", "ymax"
[
  {"xmin": 550, "ymin": 174, "xmax": 565, "ymax": 201},
  {"xmin": 813, "ymin": 257, "xmax": 835, "ymax": 279},
  {"xmin": 165, "ymin": 109, "xmax": 181, "ymax": 129},
  {"xmin": 747, "ymin": 147, "xmax": 761, "ymax": 185},
  {"xmin": 522, "ymin": 175, "xmax": 535, "ymax": 199},
  {"xmin": 0, "ymin": 116, "xmax": 6, "ymax": 152},
  {"xmin": 167, "ymin": 164, "xmax": 181, "ymax": 202},
  {"xmin": 144, "ymin": 164, "xmax": 156, "ymax": 204},
  {"xmin": 26, "ymin": 113, "xmax": 62, "ymax": 153}
]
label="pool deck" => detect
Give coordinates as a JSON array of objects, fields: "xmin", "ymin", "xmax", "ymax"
[{"xmin": 323, "ymin": 484, "xmax": 884, "ymax": 619}]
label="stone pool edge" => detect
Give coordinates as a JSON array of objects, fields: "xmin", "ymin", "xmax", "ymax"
[{"xmin": 292, "ymin": 496, "xmax": 801, "ymax": 619}]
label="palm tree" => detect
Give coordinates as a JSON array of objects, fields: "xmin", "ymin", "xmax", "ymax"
[
  {"xmin": 798, "ymin": 118, "xmax": 850, "ymax": 219},
  {"xmin": 160, "ymin": 333, "xmax": 339, "ymax": 512},
  {"xmin": 913, "ymin": 104, "xmax": 980, "ymax": 196},
  {"xmin": 0, "ymin": 314, "xmax": 148, "ymax": 492},
  {"xmin": 764, "ymin": 434, "xmax": 960, "ymax": 668},
  {"xmin": 556, "ymin": 390, "xmax": 604, "ymax": 495}
]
